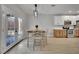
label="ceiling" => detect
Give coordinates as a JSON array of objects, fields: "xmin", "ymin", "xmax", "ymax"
[{"xmin": 18, "ymin": 4, "xmax": 79, "ymax": 15}]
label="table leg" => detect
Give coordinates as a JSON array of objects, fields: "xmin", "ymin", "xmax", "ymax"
[{"xmin": 27, "ymin": 33, "xmax": 29, "ymax": 48}]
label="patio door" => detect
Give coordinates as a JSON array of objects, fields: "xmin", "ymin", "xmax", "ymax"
[{"xmin": 6, "ymin": 15, "xmax": 17, "ymax": 46}]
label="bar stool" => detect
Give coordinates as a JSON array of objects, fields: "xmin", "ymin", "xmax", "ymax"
[{"xmin": 32, "ymin": 31, "xmax": 44, "ymax": 51}]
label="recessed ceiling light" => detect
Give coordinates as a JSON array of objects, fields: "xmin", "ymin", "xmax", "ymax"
[{"xmin": 51, "ymin": 4, "xmax": 56, "ymax": 7}]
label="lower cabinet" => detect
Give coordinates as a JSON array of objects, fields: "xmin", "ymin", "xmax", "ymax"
[
  {"xmin": 74, "ymin": 29, "xmax": 79, "ymax": 37},
  {"xmin": 53, "ymin": 29, "xmax": 67, "ymax": 38}
]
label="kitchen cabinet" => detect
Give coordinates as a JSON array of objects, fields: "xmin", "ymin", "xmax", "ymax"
[
  {"xmin": 54, "ymin": 16, "xmax": 77, "ymax": 25},
  {"xmin": 54, "ymin": 16, "xmax": 64, "ymax": 25},
  {"xmin": 74, "ymin": 28, "xmax": 79, "ymax": 37},
  {"xmin": 53, "ymin": 29, "xmax": 67, "ymax": 38}
]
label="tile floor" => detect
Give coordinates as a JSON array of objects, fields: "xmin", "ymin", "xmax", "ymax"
[{"xmin": 6, "ymin": 38, "xmax": 79, "ymax": 54}]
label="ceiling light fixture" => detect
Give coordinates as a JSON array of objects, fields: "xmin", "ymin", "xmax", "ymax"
[{"xmin": 34, "ymin": 4, "xmax": 38, "ymax": 17}]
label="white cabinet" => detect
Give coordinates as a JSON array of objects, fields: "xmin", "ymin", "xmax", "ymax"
[
  {"xmin": 54, "ymin": 16, "xmax": 64, "ymax": 25},
  {"xmin": 54, "ymin": 16, "xmax": 78, "ymax": 25}
]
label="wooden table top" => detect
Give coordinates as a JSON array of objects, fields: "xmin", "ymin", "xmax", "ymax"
[{"xmin": 27, "ymin": 30, "xmax": 46, "ymax": 33}]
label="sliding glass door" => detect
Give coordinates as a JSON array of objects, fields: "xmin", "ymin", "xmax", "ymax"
[{"xmin": 6, "ymin": 15, "xmax": 17, "ymax": 46}]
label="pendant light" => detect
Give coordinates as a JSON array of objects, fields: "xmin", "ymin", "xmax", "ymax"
[{"xmin": 34, "ymin": 4, "xmax": 38, "ymax": 17}]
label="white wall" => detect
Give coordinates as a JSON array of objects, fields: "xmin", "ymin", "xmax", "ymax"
[
  {"xmin": 0, "ymin": 5, "xmax": 2, "ymax": 53},
  {"xmin": 1, "ymin": 4, "xmax": 29, "ymax": 53}
]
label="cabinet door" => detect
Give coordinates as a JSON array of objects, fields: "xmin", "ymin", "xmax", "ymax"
[
  {"xmin": 77, "ymin": 30, "xmax": 79, "ymax": 37},
  {"xmin": 54, "ymin": 16, "xmax": 64, "ymax": 25},
  {"xmin": 74, "ymin": 29, "xmax": 79, "ymax": 37}
]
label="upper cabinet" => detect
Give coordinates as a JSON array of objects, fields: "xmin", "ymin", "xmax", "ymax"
[
  {"xmin": 54, "ymin": 16, "xmax": 64, "ymax": 25},
  {"xmin": 54, "ymin": 16, "xmax": 79, "ymax": 25}
]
